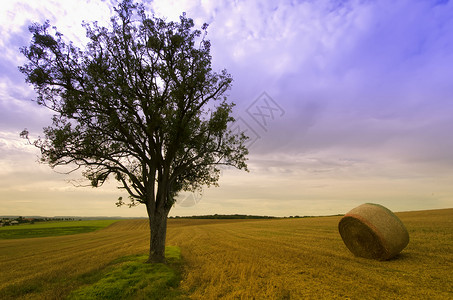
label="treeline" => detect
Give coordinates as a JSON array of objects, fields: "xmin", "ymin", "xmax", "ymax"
[
  {"xmin": 169, "ymin": 214, "xmax": 344, "ymax": 219},
  {"xmin": 169, "ymin": 214, "xmax": 277, "ymax": 219}
]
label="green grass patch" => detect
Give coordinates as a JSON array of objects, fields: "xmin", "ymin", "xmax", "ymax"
[
  {"xmin": 67, "ymin": 246, "xmax": 186, "ymax": 300},
  {"xmin": 0, "ymin": 220, "xmax": 118, "ymax": 239}
]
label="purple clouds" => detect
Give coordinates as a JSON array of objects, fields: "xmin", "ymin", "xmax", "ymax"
[{"xmin": 0, "ymin": 0, "xmax": 452, "ymax": 216}]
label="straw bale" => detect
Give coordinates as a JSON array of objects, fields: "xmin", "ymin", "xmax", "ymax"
[{"xmin": 338, "ymin": 203, "xmax": 409, "ymax": 260}]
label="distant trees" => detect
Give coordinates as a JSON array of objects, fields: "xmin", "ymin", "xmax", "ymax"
[
  {"xmin": 169, "ymin": 214, "xmax": 276, "ymax": 219},
  {"xmin": 0, "ymin": 217, "xmax": 76, "ymax": 226},
  {"xmin": 19, "ymin": 0, "xmax": 248, "ymax": 262}
]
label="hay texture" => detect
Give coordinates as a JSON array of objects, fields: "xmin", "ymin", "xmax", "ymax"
[{"xmin": 338, "ymin": 203, "xmax": 409, "ymax": 260}]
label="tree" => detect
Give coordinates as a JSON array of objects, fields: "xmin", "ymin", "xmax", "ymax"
[{"xmin": 19, "ymin": 0, "xmax": 248, "ymax": 263}]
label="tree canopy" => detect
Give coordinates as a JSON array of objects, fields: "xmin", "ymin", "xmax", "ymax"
[{"xmin": 19, "ymin": 0, "xmax": 248, "ymax": 262}]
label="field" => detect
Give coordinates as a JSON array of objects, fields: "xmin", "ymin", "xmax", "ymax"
[
  {"xmin": 0, "ymin": 208, "xmax": 452, "ymax": 299},
  {"xmin": 0, "ymin": 220, "xmax": 119, "ymax": 239}
]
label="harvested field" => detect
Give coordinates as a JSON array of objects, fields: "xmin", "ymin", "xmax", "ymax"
[{"xmin": 0, "ymin": 209, "xmax": 452, "ymax": 299}]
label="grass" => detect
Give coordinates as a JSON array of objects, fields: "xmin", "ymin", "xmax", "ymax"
[
  {"xmin": 67, "ymin": 246, "xmax": 185, "ymax": 300},
  {"xmin": 0, "ymin": 209, "xmax": 452, "ymax": 299},
  {"xmin": 0, "ymin": 220, "xmax": 119, "ymax": 239},
  {"xmin": 0, "ymin": 219, "xmax": 150, "ymax": 300}
]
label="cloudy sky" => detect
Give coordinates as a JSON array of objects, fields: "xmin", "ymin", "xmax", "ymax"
[{"xmin": 1, "ymin": 0, "xmax": 452, "ymax": 217}]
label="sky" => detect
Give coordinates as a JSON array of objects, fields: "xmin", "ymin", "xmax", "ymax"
[{"xmin": 1, "ymin": 0, "xmax": 452, "ymax": 217}]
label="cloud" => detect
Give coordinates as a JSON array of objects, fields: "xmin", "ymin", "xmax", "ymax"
[
  {"xmin": 150, "ymin": 1, "xmax": 453, "ymax": 215},
  {"xmin": 195, "ymin": 0, "xmax": 453, "ymax": 170},
  {"xmin": 1, "ymin": 0, "xmax": 452, "ymax": 216}
]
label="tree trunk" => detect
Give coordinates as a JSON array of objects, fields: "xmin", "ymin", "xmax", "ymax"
[{"xmin": 146, "ymin": 203, "xmax": 168, "ymax": 263}]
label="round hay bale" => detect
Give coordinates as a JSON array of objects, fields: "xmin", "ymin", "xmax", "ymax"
[{"xmin": 338, "ymin": 203, "xmax": 409, "ymax": 260}]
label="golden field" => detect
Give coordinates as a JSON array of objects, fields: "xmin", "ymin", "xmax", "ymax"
[{"xmin": 1, "ymin": 208, "xmax": 452, "ymax": 299}]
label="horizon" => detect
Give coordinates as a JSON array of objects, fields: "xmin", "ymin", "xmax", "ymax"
[{"xmin": 2, "ymin": 206, "xmax": 452, "ymax": 220}]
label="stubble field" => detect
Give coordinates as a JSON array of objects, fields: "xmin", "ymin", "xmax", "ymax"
[{"xmin": 1, "ymin": 208, "xmax": 452, "ymax": 299}]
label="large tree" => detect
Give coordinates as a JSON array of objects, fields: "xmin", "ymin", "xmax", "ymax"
[{"xmin": 19, "ymin": 0, "xmax": 248, "ymax": 263}]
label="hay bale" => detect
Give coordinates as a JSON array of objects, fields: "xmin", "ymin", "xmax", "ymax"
[{"xmin": 338, "ymin": 203, "xmax": 409, "ymax": 260}]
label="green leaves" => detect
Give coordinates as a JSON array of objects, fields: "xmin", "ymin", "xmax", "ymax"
[
  {"xmin": 28, "ymin": 68, "xmax": 49, "ymax": 86},
  {"xmin": 19, "ymin": 0, "xmax": 248, "ymax": 210}
]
